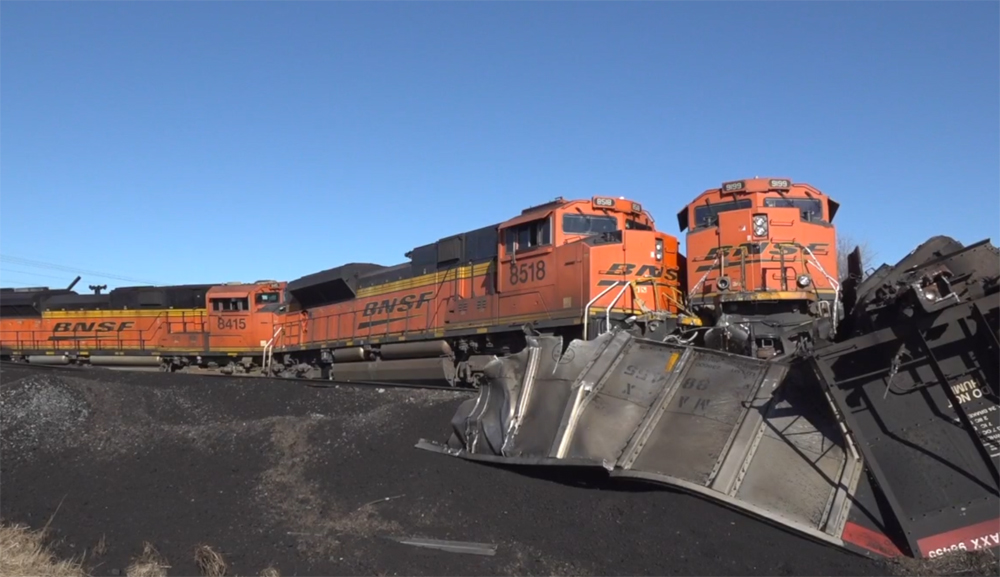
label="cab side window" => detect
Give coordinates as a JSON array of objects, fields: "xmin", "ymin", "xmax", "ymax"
[
  {"xmin": 625, "ymin": 219, "xmax": 652, "ymax": 231},
  {"xmin": 255, "ymin": 292, "xmax": 280, "ymax": 305},
  {"xmin": 503, "ymin": 217, "xmax": 551, "ymax": 255},
  {"xmin": 562, "ymin": 214, "xmax": 619, "ymax": 235},
  {"xmin": 211, "ymin": 297, "xmax": 249, "ymax": 312}
]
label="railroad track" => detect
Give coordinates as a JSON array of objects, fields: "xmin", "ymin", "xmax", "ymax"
[{"xmin": 0, "ymin": 360, "xmax": 474, "ymax": 393}]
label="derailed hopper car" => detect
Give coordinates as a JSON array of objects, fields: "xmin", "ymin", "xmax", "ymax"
[
  {"xmin": 267, "ymin": 196, "xmax": 693, "ymax": 386},
  {"xmin": 809, "ymin": 236, "xmax": 1000, "ymax": 559},
  {"xmin": 417, "ymin": 234, "xmax": 999, "ymax": 562}
]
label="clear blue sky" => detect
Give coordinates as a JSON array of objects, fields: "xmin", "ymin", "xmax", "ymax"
[{"xmin": 2, "ymin": 1, "xmax": 997, "ymax": 290}]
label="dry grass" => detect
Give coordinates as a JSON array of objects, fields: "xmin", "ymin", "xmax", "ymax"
[
  {"xmin": 0, "ymin": 522, "xmax": 85, "ymax": 577},
  {"xmin": 1, "ymin": 521, "xmax": 283, "ymax": 577},
  {"xmin": 93, "ymin": 534, "xmax": 107, "ymax": 557},
  {"xmin": 126, "ymin": 542, "xmax": 170, "ymax": 577},
  {"xmin": 887, "ymin": 549, "xmax": 999, "ymax": 576},
  {"xmin": 194, "ymin": 545, "xmax": 228, "ymax": 577}
]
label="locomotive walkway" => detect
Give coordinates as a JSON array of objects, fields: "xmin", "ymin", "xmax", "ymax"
[{"xmin": 1, "ymin": 364, "xmax": 894, "ymax": 576}]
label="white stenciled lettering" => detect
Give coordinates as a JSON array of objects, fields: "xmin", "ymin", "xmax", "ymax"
[
  {"xmin": 929, "ymin": 542, "xmax": 969, "ymax": 558},
  {"xmin": 950, "ymin": 378, "xmax": 985, "ymax": 405},
  {"xmin": 971, "ymin": 533, "xmax": 1000, "ymax": 550}
]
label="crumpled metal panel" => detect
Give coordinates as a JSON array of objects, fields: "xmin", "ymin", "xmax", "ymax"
[
  {"xmin": 810, "ymin": 237, "xmax": 1000, "ymax": 559},
  {"xmin": 418, "ymin": 236, "xmax": 1000, "ymax": 562},
  {"xmin": 421, "ymin": 329, "xmax": 861, "ymax": 550}
]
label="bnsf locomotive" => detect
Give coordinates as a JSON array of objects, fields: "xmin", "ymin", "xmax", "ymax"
[
  {"xmin": 267, "ymin": 195, "xmax": 687, "ymax": 385},
  {"xmin": 1, "ymin": 178, "xmax": 843, "ymax": 378},
  {"xmin": 1, "ymin": 195, "xmax": 688, "ymax": 385},
  {"xmin": 676, "ymin": 177, "xmax": 841, "ymax": 358},
  {"xmin": 0, "ymin": 280, "xmax": 286, "ymax": 372}
]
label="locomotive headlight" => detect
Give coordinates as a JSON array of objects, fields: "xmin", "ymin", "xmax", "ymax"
[
  {"xmin": 655, "ymin": 239, "xmax": 664, "ymax": 261},
  {"xmin": 797, "ymin": 274, "xmax": 812, "ymax": 288},
  {"xmin": 752, "ymin": 214, "xmax": 768, "ymax": 237}
]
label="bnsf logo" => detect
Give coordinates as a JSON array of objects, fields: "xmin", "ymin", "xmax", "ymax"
[
  {"xmin": 600, "ymin": 263, "xmax": 680, "ymax": 282},
  {"xmin": 693, "ymin": 242, "xmax": 832, "ymax": 272},
  {"xmin": 53, "ymin": 321, "xmax": 135, "ymax": 332},
  {"xmin": 361, "ymin": 291, "xmax": 434, "ymax": 317},
  {"xmin": 700, "ymin": 242, "xmax": 831, "ymax": 261}
]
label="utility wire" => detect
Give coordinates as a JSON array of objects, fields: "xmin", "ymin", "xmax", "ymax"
[
  {"xmin": 0, "ymin": 254, "xmax": 161, "ymax": 285},
  {"xmin": 0, "ymin": 267, "xmax": 77, "ymax": 281},
  {"xmin": 0, "ymin": 277, "xmax": 50, "ymax": 287}
]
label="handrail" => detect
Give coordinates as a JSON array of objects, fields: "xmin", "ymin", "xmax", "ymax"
[
  {"xmin": 606, "ymin": 282, "xmax": 634, "ymax": 334},
  {"xmin": 585, "ymin": 278, "xmax": 687, "ymax": 340},
  {"xmin": 583, "ymin": 281, "xmax": 625, "ymax": 339},
  {"xmin": 262, "ymin": 325, "xmax": 283, "ymax": 375},
  {"xmin": 799, "ymin": 243, "xmax": 841, "ymax": 332}
]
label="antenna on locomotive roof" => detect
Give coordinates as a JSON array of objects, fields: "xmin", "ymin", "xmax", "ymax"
[{"xmin": 67, "ymin": 275, "xmax": 81, "ymax": 291}]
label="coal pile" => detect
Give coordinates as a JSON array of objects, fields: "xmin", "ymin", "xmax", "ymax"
[{"xmin": 1, "ymin": 365, "xmax": 890, "ymax": 576}]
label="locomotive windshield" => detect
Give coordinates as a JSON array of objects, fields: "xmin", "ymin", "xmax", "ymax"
[
  {"xmin": 562, "ymin": 214, "xmax": 619, "ymax": 235},
  {"xmin": 693, "ymin": 199, "xmax": 752, "ymax": 229},
  {"xmin": 255, "ymin": 292, "xmax": 281, "ymax": 304},
  {"xmin": 763, "ymin": 197, "xmax": 824, "ymax": 221},
  {"xmin": 625, "ymin": 219, "xmax": 653, "ymax": 231}
]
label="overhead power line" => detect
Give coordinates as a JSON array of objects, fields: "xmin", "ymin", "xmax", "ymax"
[
  {"xmin": 0, "ymin": 254, "xmax": 162, "ymax": 285},
  {"xmin": 0, "ymin": 277, "xmax": 50, "ymax": 288},
  {"xmin": 0, "ymin": 267, "xmax": 78, "ymax": 281}
]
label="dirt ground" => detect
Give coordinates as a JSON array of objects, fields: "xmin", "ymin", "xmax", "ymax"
[{"xmin": 0, "ymin": 364, "xmax": 915, "ymax": 576}]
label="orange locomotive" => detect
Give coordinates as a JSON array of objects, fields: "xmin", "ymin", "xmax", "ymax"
[
  {"xmin": 0, "ymin": 280, "xmax": 286, "ymax": 373},
  {"xmin": 268, "ymin": 195, "xmax": 688, "ymax": 385},
  {"xmin": 676, "ymin": 177, "xmax": 841, "ymax": 358}
]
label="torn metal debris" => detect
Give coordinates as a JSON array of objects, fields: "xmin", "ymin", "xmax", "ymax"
[
  {"xmin": 417, "ymin": 236, "xmax": 999, "ymax": 562},
  {"xmin": 385, "ymin": 536, "xmax": 498, "ymax": 556}
]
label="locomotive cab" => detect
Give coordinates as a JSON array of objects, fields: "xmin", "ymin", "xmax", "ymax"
[
  {"xmin": 679, "ymin": 177, "xmax": 841, "ymax": 359},
  {"xmin": 496, "ymin": 195, "xmax": 685, "ymax": 341},
  {"xmin": 204, "ymin": 280, "xmax": 286, "ymax": 370}
]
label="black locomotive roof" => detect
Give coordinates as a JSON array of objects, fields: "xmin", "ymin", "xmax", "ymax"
[
  {"xmin": 286, "ymin": 263, "xmax": 388, "ymax": 309},
  {"xmin": 1, "ymin": 290, "xmax": 54, "ymax": 307},
  {"xmin": 0, "ymin": 288, "xmax": 74, "ymax": 317},
  {"xmin": 23, "ymin": 284, "xmax": 219, "ymax": 312},
  {"xmin": 42, "ymin": 293, "xmax": 113, "ymax": 311},
  {"xmin": 107, "ymin": 283, "xmax": 217, "ymax": 294},
  {"xmin": 106, "ymin": 284, "xmax": 215, "ymax": 309},
  {"xmin": 2, "ymin": 283, "xmax": 221, "ymax": 315},
  {"xmin": 286, "ymin": 223, "xmax": 500, "ymax": 309}
]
